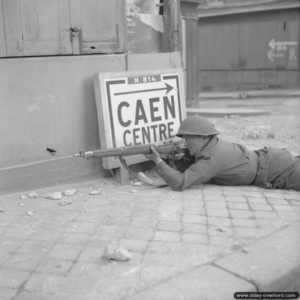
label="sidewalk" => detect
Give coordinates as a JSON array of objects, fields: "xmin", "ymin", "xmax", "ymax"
[{"xmin": 0, "ymin": 176, "xmax": 299, "ymax": 300}]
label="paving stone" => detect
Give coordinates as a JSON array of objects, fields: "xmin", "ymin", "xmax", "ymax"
[
  {"xmin": 243, "ymin": 191, "xmax": 265, "ymax": 198},
  {"xmin": 59, "ymin": 232, "xmax": 91, "ymax": 244},
  {"xmin": 3, "ymin": 253, "xmax": 44, "ymax": 271},
  {"xmin": 125, "ymin": 227, "xmax": 154, "ymax": 240},
  {"xmin": 248, "ymin": 203, "xmax": 273, "ymax": 211},
  {"xmin": 4, "ymin": 224, "xmax": 36, "ymax": 239},
  {"xmin": 65, "ymin": 222, "xmax": 97, "ymax": 234},
  {"xmin": 158, "ymin": 213, "xmax": 181, "ymax": 222},
  {"xmin": 0, "ymin": 287, "xmax": 17, "ymax": 300},
  {"xmin": 182, "ymin": 233, "xmax": 208, "ymax": 244},
  {"xmin": 29, "ymin": 229, "xmax": 63, "ymax": 241},
  {"xmin": 263, "ymin": 192, "xmax": 286, "ymax": 199},
  {"xmin": 24, "ymin": 273, "xmax": 64, "ymax": 294},
  {"xmin": 227, "ymin": 202, "xmax": 250, "ymax": 210},
  {"xmin": 225, "ymin": 196, "xmax": 248, "ymax": 203},
  {"xmin": 143, "ymin": 252, "xmax": 181, "ymax": 267},
  {"xmin": 35, "ymin": 258, "xmax": 73, "ymax": 275},
  {"xmin": 183, "ymin": 206, "xmax": 205, "ymax": 215},
  {"xmin": 247, "ymin": 197, "xmax": 267, "ymax": 204},
  {"xmin": 223, "ymin": 191, "xmax": 244, "ymax": 197},
  {"xmin": 183, "ymin": 198, "xmax": 204, "ymax": 207},
  {"xmin": 205, "ymin": 201, "xmax": 227, "ymax": 209},
  {"xmin": 232, "ymin": 219, "xmax": 258, "ymax": 228},
  {"xmin": 139, "ymin": 265, "xmax": 179, "ymax": 288},
  {"xmin": 118, "ymin": 238, "xmax": 149, "ymax": 253},
  {"xmin": 272, "ymin": 204, "xmax": 296, "ymax": 212},
  {"xmin": 0, "ymin": 269, "xmax": 30, "ymax": 288},
  {"xmin": 47, "ymin": 243, "xmax": 82, "ymax": 260},
  {"xmin": 130, "ymin": 218, "xmax": 158, "ymax": 228},
  {"xmin": 147, "ymin": 241, "xmax": 183, "ymax": 254},
  {"xmin": 157, "ymin": 221, "xmax": 181, "ymax": 232},
  {"xmin": 153, "ymin": 231, "xmax": 181, "ymax": 242},
  {"xmin": 1, "ymin": 238, "xmax": 26, "ymax": 253},
  {"xmin": 230, "ymin": 210, "xmax": 254, "ymax": 219},
  {"xmin": 233, "ymin": 227, "xmax": 260, "ymax": 238},
  {"xmin": 254, "ymin": 211, "xmax": 278, "ymax": 219},
  {"xmin": 284, "ymin": 192, "xmax": 300, "ymax": 200},
  {"xmin": 204, "ymin": 195, "xmax": 226, "ymax": 201},
  {"xmin": 182, "ymin": 223, "xmax": 207, "ymax": 234},
  {"xmin": 16, "ymin": 240, "xmax": 55, "ymax": 254},
  {"xmin": 14, "ymin": 290, "xmax": 66, "ymax": 300},
  {"xmin": 207, "ymin": 216, "xmax": 232, "ymax": 227},
  {"xmin": 206, "ymin": 207, "xmax": 229, "ymax": 218},
  {"xmin": 95, "ymin": 225, "xmax": 127, "ymax": 240},
  {"xmin": 209, "ymin": 235, "xmax": 235, "ymax": 247},
  {"xmin": 276, "ymin": 211, "xmax": 300, "ymax": 221},
  {"xmin": 267, "ymin": 198, "xmax": 290, "ymax": 206},
  {"xmin": 182, "ymin": 214, "xmax": 207, "ymax": 224}
]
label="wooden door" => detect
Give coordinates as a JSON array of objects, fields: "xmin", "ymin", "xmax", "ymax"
[
  {"xmin": 1, "ymin": 0, "xmax": 72, "ymax": 57},
  {"xmin": 0, "ymin": 0, "xmax": 125, "ymax": 57}
]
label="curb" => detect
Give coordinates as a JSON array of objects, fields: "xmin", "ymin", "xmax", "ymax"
[
  {"xmin": 198, "ymin": 89, "xmax": 300, "ymax": 100},
  {"xmin": 215, "ymin": 221, "xmax": 300, "ymax": 292},
  {"xmin": 127, "ymin": 265, "xmax": 256, "ymax": 300},
  {"xmin": 127, "ymin": 222, "xmax": 300, "ymax": 300},
  {"xmin": 187, "ymin": 107, "xmax": 269, "ymax": 118}
]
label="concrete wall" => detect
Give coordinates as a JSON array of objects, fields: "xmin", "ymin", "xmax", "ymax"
[{"xmin": 0, "ymin": 52, "xmax": 182, "ymax": 194}]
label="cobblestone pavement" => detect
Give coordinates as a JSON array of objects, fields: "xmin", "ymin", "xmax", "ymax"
[{"xmin": 0, "ymin": 178, "xmax": 299, "ymax": 300}]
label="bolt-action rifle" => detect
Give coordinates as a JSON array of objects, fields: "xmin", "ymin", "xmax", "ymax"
[
  {"xmin": 74, "ymin": 141, "xmax": 191, "ymax": 186},
  {"xmin": 74, "ymin": 141, "xmax": 186, "ymax": 160}
]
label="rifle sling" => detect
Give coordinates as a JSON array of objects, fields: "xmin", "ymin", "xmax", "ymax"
[{"xmin": 118, "ymin": 156, "xmax": 166, "ymax": 187}]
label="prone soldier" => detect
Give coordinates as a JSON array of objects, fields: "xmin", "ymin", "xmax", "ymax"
[{"xmin": 146, "ymin": 116, "xmax": 300, "ymax": 191}]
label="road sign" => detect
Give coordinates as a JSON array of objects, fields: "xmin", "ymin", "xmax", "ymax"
[
  {"xmin": 94, "ymin": 68, "xmax": 186, "ymax": 169},
  {"xmin": 267, "ymin": 38, "xmax": 298, "ymax": 62}
]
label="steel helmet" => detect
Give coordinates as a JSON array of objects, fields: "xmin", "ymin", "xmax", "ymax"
[{"xmin": 176, "ymin": 116, "xmax": 219, "ymax": 137}]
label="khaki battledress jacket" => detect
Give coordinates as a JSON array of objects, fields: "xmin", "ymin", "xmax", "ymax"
[{"xmin": 155, "ymin": 136, "xmax": 300, "ymax": 191}]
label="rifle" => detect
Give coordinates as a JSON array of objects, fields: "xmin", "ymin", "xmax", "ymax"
[
  {"xmin": 73, "ymin": 141, "xmax": 186, "ymax": 159},
  {"xmin": 74, "ymin": 141, "xmax": 189, "ymax": 186}
]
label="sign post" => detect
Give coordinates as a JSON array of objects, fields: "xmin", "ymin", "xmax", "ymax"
[{"xmin": 93, "ymin": 68, "xmax": 186, "ymax": 182}]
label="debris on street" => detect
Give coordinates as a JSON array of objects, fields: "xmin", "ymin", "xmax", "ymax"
[
  {"xmin": 131, "ymin": 181, "xmax": 143, "ymax": 186},
  {"xmin": 63, "ymin": 189, "xmax": 77, "ymax": 196},
  {"xmin": 19, "ymin": 195, "xmax": 28, "ymax": 200},
  {"xmin": 103, "ymin": 241, "xmax": 133, "ymax": 262},
  {"xmin": 89, "ymin": 189, "xmax": 102, "ymax": 195},
  {"xmin": 26, "ymin": 210, "xmax": 34, "ymax": 216},
  {"xmin": 58, "ymin": 199, "xmax": 73, "ymax": 206},
  {"xmin": 27, "ymin": 192, "xmax": 38, "ymax": 199},
  {"xmin": 241, "ymin": 247, "xmax": 250, "ymax": 254},
  {"xmin": 129, "ymin": 189, "xmax": 138, "ymax": 194},
  {"xmin": 216, "ymin": 226, "xmax": 227, "ymax": 233},
  {"xmin": 45, "ymin": 192, "xmax": 63, "ymax": 200},
  {"xmin": 89, "ymin": 187, "xmax": 105, "ymax": 196}
]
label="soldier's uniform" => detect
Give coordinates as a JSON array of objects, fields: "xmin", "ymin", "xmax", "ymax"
[{"xmin": 153, "ymin": 116, "xmax": 300, "ymax": 191}]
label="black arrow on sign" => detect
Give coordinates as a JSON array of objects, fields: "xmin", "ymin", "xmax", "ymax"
[{"xmin": 114, "ymin": 82, "xmax": 174, "ymax": 96}]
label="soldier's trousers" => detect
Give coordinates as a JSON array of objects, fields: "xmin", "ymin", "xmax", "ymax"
[
  {"xmin": 283, "ymin": 158, "xmax": 300, "ymax": 191},
  {"xmin": 253, "ymin": 148, "xmax": 300, "ymax": 191}
]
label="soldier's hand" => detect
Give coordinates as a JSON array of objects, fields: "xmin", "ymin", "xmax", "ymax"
[{"xmin": 145, "ymin": 146, "xmax": 163, "ymax": 165}]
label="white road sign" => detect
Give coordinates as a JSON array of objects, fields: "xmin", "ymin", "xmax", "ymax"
[{"xmin": 94, "ymin": 69, "xmax": 186, "ymax": 169}]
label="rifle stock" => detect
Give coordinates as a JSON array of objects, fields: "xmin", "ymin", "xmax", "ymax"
[{"xmin": 74, "ymin": 141, "xmax": 186, "ymax": 159}]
